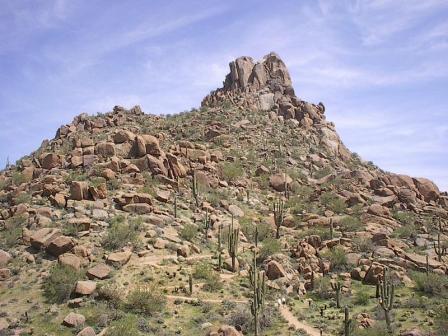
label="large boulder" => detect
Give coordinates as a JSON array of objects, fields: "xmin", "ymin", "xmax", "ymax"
[
  {"xmin": 63, "ymin": 312, "xmax": 85, "ymax": 328},
  {"xmin": 413, "ymin": 177, "xmax": 440, "ymax": 202},
  {"xmin": 75, "ymin": 280, "xmax": 97, "ymax": 295},
  {"xmin": 107, "ymin": 251, "xmax": 132, "ymax": 267},
  {"xmin": 134, "ymin": 135, "xmax": 162, "ymax": 157},
  {"xmin": 87, "ymin": 263, "xmax": 111, "ymax": 280},
  {"xmin": 30, "ymin": 228, "xmax": 61, "ymax": 249},
  {"xmin": 41, "ymin": 153, "xmax": 62, "ymax": 169},
  {"xmin": 269, "ymin": 173, "xmax": 292, "ymax": 192},
  {"xmin": 265, "ymin": 260, "xmax": 288, "ymax": 280},
  {"xmin": 70, "ymin": 181, "xmax": 89, "ymax": 201},
  {"xmin": 46, "ymin": 236, "xmax": 74, "ymax": 256},
  {"xmin": 95, "ymin": 142, "xmax": 115, "ymax": 157},
  {"xmin": 0, "ymin": 250, "xmax": 11, "ymax": 267}
]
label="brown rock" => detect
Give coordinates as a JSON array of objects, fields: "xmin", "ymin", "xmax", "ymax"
[
  {"xmin": 177, "ymin": 245, "xmax": 190, "ymax": 258},
  {"xmin": 46, "ymin": 236, "xmax": 74, "ymax": 256},
  {"xmin": 70, "ymin": 181, "xmax": 89, "ymax": 201},
  {"xmin": 59, "ymin": 253, "xmax": 83, "ymax": 270},
  {"xmin": 413, "ymin": 177, "xmax": 440, "ymax": 202},
  {"xmin": 113, "ymin": 130, "xmax": 135, "ymax": 143},
  {"xmin": 269, "ymin": 173, "xmax": 292, "ymax": 192},
  {"xmin": 77, "ymin": 327, "xmax": 96, "ymax": 336},
  {"xmin": 0, "ymin": 268, "xmax": 11, "ymax": 280},
  {"xmin": 30, "ymin": 228, "xmax": 61, "ymax": 249},
  {"xmin": 87, "ymin": 263, "xmax": 111, "ymax": 280},
  {"xmin": 75, "ymin": 280, "xmax": 97, "ymax": 295},
  {"xmin": 265, "ymin": 260, "xmax": 288, "ymax": 280},
  {"xmin": 215, "ymin": 325, "xmax": 243, "ymax": 336},
  {"xmin": 95, "ymin": 142, "xmax": 115, "ymax": 157},
  {"xmin": 41, "ymin": 153, "xmax": 61, "ymax": 169},
  {"xmin": 63, "ymin": 312, "xmax": 85, "ymax": 328},
  {"xmin": 367, "ymin": 204, "xmax": 391, "ymax": 217},
  {"xmin": 123, "ymin": 203, "xmax": 152, "ymax": 214},
  {"xmin": 107, "ymin": 251, "xmax": 132, "ymax": 266},
  {"xmin": 155, "ymin": 189, "xmax": 170, "ymax": 203},
  {"xmin": 0, "ymin": 250, "xmax": 11, "ymax": 267}
]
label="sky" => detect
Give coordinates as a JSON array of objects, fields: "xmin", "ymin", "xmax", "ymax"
[{"xmin": 0, "ymin": 0, "xmax": 447, "ymax": 191}]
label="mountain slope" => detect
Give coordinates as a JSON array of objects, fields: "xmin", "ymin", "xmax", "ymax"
[{"xmin": 0, "ymin": 53, "xmax": 447, "ymax": 336}]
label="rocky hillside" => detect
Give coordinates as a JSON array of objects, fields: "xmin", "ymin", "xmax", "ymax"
[{"xmin": 0, "ymin": 53, "xmax": 447, "ymax": 336}]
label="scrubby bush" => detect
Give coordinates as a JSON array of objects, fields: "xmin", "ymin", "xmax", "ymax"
[
  {"xmin": 323, "ymin": 246, "xmax": 348, "ymax": 271},
  {"xmin": 339, "ymin": 216, "xmax": 363, "ymax": 233},
  {"xmin": 434, "ymin": 305, "xmax": 448, "ymax": 336},
  {"xmin": 314, "ymin": 276, "xmax": 333, "ymax": 299},
  {"xmin": 11, "ymin": 171, "xmax": 26, "ymax": 185},
  {"xmin": 102, "ymin": 215, "xmax": 141, "ymax": 251},
  {"xmin": 392, "ymin": 211, "xmax": 415, "ymax": 225},
  {"xmin": 203, "ymin": 272, "xmax": 223, "ymax": 292},
  {"xmin": 353, "ymin": 290, "xmax": 370, "ymax": 305},
  {"xmin": 320, "ymin": 192, "xmax": 347, "ymax": 214},
  {"xmin": 125, "ymin": 285, "xmax": 166, "ymax": 315},
  {"xmin": 2, "ymin": 214, "xmax": 27, "ymax": 247},
  {"xmin": 391, "ymin": 223, "xmax": 416, "ymax": 239},
  {"xmin": 353, "ymin": 323, "xmax": 389, "ymax": 336},
  {"xmin": 14, "ymin": 192, "xmax": 32, "ymax": 204},
  {"xmin": 179, "ymin": 224, "xmax": 198, "ymax": 242},
  {"xmin": 193, "ymin": 262, "xmax": 214, "ymax": 280},
  {"xmin": 219, "ymin": 161, "xmax": 244, "ymax": 182},
  {"xmin": 97, "ymin": 282, "xmax": 123, "ymax": 308},
  {"xmin": 259, "ymin": 237, "xmax": 282, "ymax": 261},
  {"xmin": 352, "ymin": 237, "xmax": 374, "ymax": 253},
  {"xmin": 240, "ymin": 218, "xmax": 273, "ymax": 243},
  {"xmin": 43, "ymin": 264, "xmax": 82, "ymax": 303},
  {"xmin": 411, "ymin": 271, "xmax": 448, "ymax": 298},
  {"xmin": 106, "ymin": 314, "xmax": 141, "ymax": 336}
]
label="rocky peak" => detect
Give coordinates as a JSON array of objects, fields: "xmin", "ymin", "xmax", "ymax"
[{"xmin": 223, "ymin": 52, "xmax": 292, "ymax": 91}]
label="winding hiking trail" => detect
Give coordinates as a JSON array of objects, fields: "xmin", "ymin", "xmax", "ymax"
[
  {"xmin": 278, "ymin": 305, "xmax": 323, "ymax": 336},
  {"xmin": 166, "ymin": 295, "xmax": 248, "ymax": 304}
]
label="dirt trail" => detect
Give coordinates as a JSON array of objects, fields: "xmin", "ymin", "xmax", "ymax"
[
  {"xmin": 278, "ymin": 305, "xmax": 324, "ymax": 336},
  {"xmin": 166, "ymin": 295, "xmax": 248, "ymax": 304},
  {"xmin": 135, "ymin": 253, "xmax": 214, "ymax": 266}
]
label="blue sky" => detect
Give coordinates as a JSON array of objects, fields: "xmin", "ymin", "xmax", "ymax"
[{"xmin": 1, "ymin": 0, "xmax": 447, "ymax": 191}]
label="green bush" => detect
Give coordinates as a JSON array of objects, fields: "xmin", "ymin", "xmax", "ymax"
[
  {"xmin": 125, "ymin": 285, "xmax": 166, "ymax": 315},
  {"xmin": 2, "ymin": 214, "xmax": 27, "ymax": 248},
  {"xmin": 352, "ymin": 323, "xmax": 389, "ymax": 336},
  {"xmin": 391, "ymin": 223, "xmax": 416, "ymax": 239},
  {"xmin": 411, "ymin": 271, "xmax": 448, "ymax": 298},
  {"xmin": 14, "ymin": 192, "xmax": 32, "ymax": 204},
  {"xmin": 106, "ymin": 314, "xmax": 141, "ymax": 336},
  {"xmin": 320, "ymin": 192, "xmax": 347, "ymax": 214},
  {"xmin": 314, "ymin": 166, "xmax": 332, "ymax": 179},
  {"xmin": 102, "ymin": 216, "xmax": 141, "ymax": 251},
  {"xmin": 434, "ymin": 305, "xmax": 448, "ymax": 336},
  {"xmin": 313, "ymin": 276, "xmax": 333, "ymax": 299},
  {"xmin": 43, "ymin": 264, "xmax": 82, "ymax": 303},
  {"xmin": 179, "ymin": 224, "xmax": 198, "ymax": 242},
  {"xmin": 354, "ymin": 290, "xmax": 370, "ymax": 305},
  {"xmin": 193, "ymin": 262, "xmax": 214, "ymax": 280},
  {"xmin": 324, "ymin": 246, "xmax": 348, "ymax": 271},
  {"xmin": 339, "ymin": 216, "xmax": 363, "ymax": 233},
  {"xmin": 240, "ymin": 218, "xmax": 273, "ymax": 243},
  {"xmin": 352, "ymin": 237, "xmax": 374, "ymax": 253},
  {"xmin": 392, "ymin": 211, "xmax": 415, "ymax": 225},
  {"xmin": 97, "ymin": 282, "xmax": 123, "ymax": 308},
  {"xmin": 259, "ymin": 237, "xmax": 282, "ymax": 261},
  {"xmin": 203, "ymin": 272, "xmax": 223, "ymax": 292},
  {"xmin": 219, "ymin": 161, "xmax": 244, "ymax": 182},
  {"xmin": 11, "ymin": 171, "xmax": 26, "ymax": 185}
]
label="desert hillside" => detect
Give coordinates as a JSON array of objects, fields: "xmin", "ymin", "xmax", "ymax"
[{"xmin": 0, "ymin": 53, "xmax": 447, "ymax": 336}]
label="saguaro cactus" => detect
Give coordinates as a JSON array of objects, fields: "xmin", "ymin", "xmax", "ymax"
[
  {"xmin": 434, "ymin": 231, "xmax": 447, "ymax": 262},
  {"xmin": 331, "ymin": 281, "xmax": 342, "ymax": 308},
  {"xmin": 344, "ymin": 306, "xmax": 351, "ymax": 336},
  {"xmin": 329, "ymin": 218, "xmax": 334, "ymax": 240},
  {"xmin": 378, "ymin": 268, "xmax": 395, "ymax": 332},
  {"xmin": 218, "ymin": 224, "xmax": 223, "ymax": 271},
  {"xmin": 203, "ymin": 208, "xmax": 210, "ymax": 241},
  {"xmin": 188, "ymin": 273, "xmax": 193, "ymax": 295},
  {"xmin": 191, "ymin": 172, "xmax": 199, "ymax": 207},
  {"xmin": 273, "ymin": 198, "xmax": 285, "ymax": 239},
  {"xmin": 173, "ymin": 193, "xmax": 178, "ymax": 219},
  {"xmin": 227, "ymin": 218, "xmax": 239, "ymax": 272},
  {"xmin": 249, "ymin": 245, "xmax": 265, "ymax": 336}
]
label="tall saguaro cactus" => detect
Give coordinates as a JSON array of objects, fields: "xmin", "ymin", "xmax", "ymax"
[
  {"xmin": 249, "ymin": 237, "xmax": 265, "ymax": 336},
  {"xmin": 203, "ymin": 208, "xmax": 210, "ymax": 241},
  {"xmin": 173, "ymin": 193, "xmax": 177, "ymax": 219},
  {"xmin": 378, "ymin": 268, "xmax": 395, "ymax": 332},
  {"xmin": 344, "ymin": 306, "xmax": 351, "ymax": 336},
  {"xmin": 331, "ymin": 281, "xmax": 342, "ymax": 308},
  {"xmin": 191, "ymin": 172, "xmax": 199, "ymax": 207},
  {"xmin": 227, "ymin": 217, "xmax": 239, "ymax": 272},
  {"xmin": 434, "ymin": 231, "xmax": 447, "ymax": 262},
  {"xmin": 218, "ymin": 224, "xmax": 223, "ymax": 272},
  {"xmin": 273, "ymin": 198, "xmax": 285, "ymax": 239},
  {"xmin": 329, "ymin": 218, "xmax": 334, "ymax": 240}
]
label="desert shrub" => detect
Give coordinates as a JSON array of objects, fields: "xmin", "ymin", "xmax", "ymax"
[
  {"xmin": 353, "ymin": 290, "xmax": 370, "ymax": 305},
  {"xmin": 193, "ymin": 262, "xmax": 214, "ymax": 280},
  {"xmin": 43, "ymin": 264, "xmax": 82, "ymax": 303},
  {"xmin": 102, "ymin": 215, "xmax": 141, "ymax": 251},
  {"xmin": 324, "ymin": 246, "xmax": 348, "ymax": 271},
  {"xmin": 434, "ymin": 305, "xmax": 448, "ymax": 336},
  {"xmin": 298, "ymin": 227, "xmax": 332, "ymax": 241},
  {"xmin": 14, "ymin": 192, "xmax": 32, "ymax": 204},
  {"xmin": 203, "ymin": 272, "xmax": 223, "ymax": 292},
  {"xmin": 2, "ymin": 214, "xmax": 27, "ymax": 248},
  {"xmin": 11, "ymin": 171, "xmax": 26, "ymax": 185},
  {"xmin": 352, "ymin": 237, "xmax": 374, "ymax": 253},
  {"xmin": 339, "ymin": 216, "xmax": 363, "ymax": 233},
  {"xmin": 314, "ymin": 166, "xmax": 332, "ymax": 179},
  {"xmin": 353, "ymin": 323, "xmax": 389, "ymax": 336},
  {"xmin": 90, "ymin": 176, "xmax": 106, "ymax": 188},
  {"xmin": 106, "ymin": 314, "xmax": 141, "ymax": 336},
  {"xmin": 219, "ymin": 161, "xmax": 244, "ymax": 182},
  {"xmin": 240, "ymin": 218, "xmax": 273, "ymax": 243},
  {"xmin": 179, "ymin": 224, "xmax": 198, "ymax": 242},
  {"xmin": 411, "ymin": 271, "xmax": 448, "ymax": 298},
  {"xmin": 228, "ymin": 305, "xmax": 251, "ymax": 332},
  {"xmin": 314, "ymin": 276, "xmax": 333, "ymax": 299},
  {"xmin": 0, "ymin": 179, "xmax": 8, "ymax": 191},
  {"xmin": 259, "ymin": 237, "xmax": 282, "ymax": 261},
  {"xmin": 391, "ymin": 223, "xmax": 416, "ymax": 239},
  {"xmin": 392, "ymin": 211, "xmax": 415, "ymax": 225},
  {"xmin": 64, "ymin": 171, "xmax": 87, "ymax": 182},
  {"xmin": 320, "ymin": 192, "xmax": 347, "ymax": 214},
  {"xmin": 125, "ymin": 285, "xmax": 166, "ymax": 315},
  {"xmin": 97, "ymin": 282, "xmax": 123, "ymax": 308}
]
